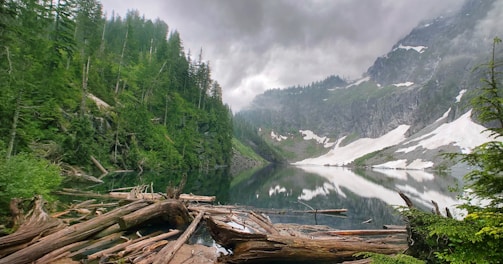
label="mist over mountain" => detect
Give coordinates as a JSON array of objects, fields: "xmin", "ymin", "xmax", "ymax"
[{"xmin": 237, "ymin": 0, "xmax": 503, "ymax": 169}]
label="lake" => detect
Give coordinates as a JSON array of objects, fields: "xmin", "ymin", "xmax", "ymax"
[
  {"xmin": 96, "ymin": 164, "xmax": 462, "ymax": 230},
  {"xmin": 228, "ymin": 164, "xmax": 461, "ymax": 230}
]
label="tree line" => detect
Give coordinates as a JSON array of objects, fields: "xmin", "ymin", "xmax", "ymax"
[{"xmin": 0, "ymin": 0, "xmax": 232, "ymax": 210}]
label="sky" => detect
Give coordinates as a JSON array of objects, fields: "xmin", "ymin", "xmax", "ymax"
[{"xmin": 99, "ymin": 0, "xmax": 465, "ymax": 112}]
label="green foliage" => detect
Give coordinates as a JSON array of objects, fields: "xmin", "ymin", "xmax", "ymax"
[
  {"xmin": 401, "ymin": 207, "xmax": 503, "ymax": 263},
  {"xmin": 356, "ymin": 252, "xmax": 425, "ymax": 264},
  {"xmin": 401, "ymin": 37, "xmax": 503, "ymax": 264},
  {"xmin": 233, "ymin": 114, "xmax": 285, "ymax": 163},
  {"xmin": 430, "ymin": 211, "xmax": 503, "ymax": 263},
  {"xmin": 232, "ymin": 138, "xmax": 265, "ymax": 164},
  {"xmin": 471, "ymin": 36, "xmax": 503, "ymax": 137},
  {"xmin": 0, "ymin": 1, "xmax": 233, "ymax": 174},
  {"xmin": 352, "ymin": 147, "xmax": 393, "ymax": 167},
  {"xmin": 456, "ymin": 141, "xmax": 503, "ymax": 208},
  {"xmin": 0, "ymin": 151, "xmax": 62, "ymax": 213}
]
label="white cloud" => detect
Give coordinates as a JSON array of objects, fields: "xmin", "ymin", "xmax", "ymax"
[{"xmin": 100, "ymin": 0, "xmax": 465, "ymax": 112}]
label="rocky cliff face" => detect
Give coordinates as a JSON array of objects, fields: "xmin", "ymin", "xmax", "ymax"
[{"xmin": 238, "ymin": 0, "xmax": 503, "ymax": 164}]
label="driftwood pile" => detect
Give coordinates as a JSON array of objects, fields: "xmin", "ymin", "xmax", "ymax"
[
  {"xmin": 0, "ymin": 187, "xmax": 409, "ymax": 264},
  {"xmin": 198, "ymin": 205, "xmax": 407, "ymax": 264}
]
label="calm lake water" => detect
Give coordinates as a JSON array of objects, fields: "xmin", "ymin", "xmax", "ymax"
[
  {"xmin": 93, "ymin": 164, "xmax": 462, "ymax": 230},
  {"xmin": 228, "ymin": 164, "xmax": 461, "ymax": 230}
]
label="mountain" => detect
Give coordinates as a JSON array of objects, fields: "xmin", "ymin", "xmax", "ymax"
[{"xmin": 237, "ymin": 0, "xmax": 503, "ymax": 170}]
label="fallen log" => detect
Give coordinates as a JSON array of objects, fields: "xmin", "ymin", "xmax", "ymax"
[
  {"xmin": 151, "ymin": 211, "xmax": 204, "ymax": 264},
  {"xmin": 67, "ymin": 232, "xmax": 124, "ymax": 258},
  {"xmin": 118, "ymin": 199, "xmax": 191, "ymax": 230},
  {"xmin": 0, "ymin": 200, "xmax": 149, "ymax": 264},
  {"xmin": 305, "ymin": 209, "xmax": 348, "ymax": 215},
  {"xmin": 383, "ymin": 225, "xmax": 406, "ymax": 230},
  {"xmin": 33, "ymin": 241, "xmax": 88, "ymax": 264},
  {"xmin": 249, "ymin": 211, "xmax": 279, "ymax": 235},
  {"xmin": 207, "ymin": 217, "xmax": 407, "ymax": 263},
  {"xmin": 91, "ymin": 155, "xmax": 108, "ymax": 177},
  {"xmin": 94, "ymin": 223, "xmax": 121, "ymax": 238},
  {"xmin": 0, "ymin": 196, "xmax": 65, "ymax": 255},
  {"xmin": 54, "ymin": 189, "xmax": 110, "ymax": 199},
  {"xmin": 87, "ymin": 231, "xmax": 162, "ymax": 261},
  {"xmin": 108, "ymin": 191, "xmax": 163, "ymax": 200},
  {"xmin": 118, "ymin": 230, "xmax": 180, "ymax": 258},
  {"xmin": 179, "ymin": 193, "xmax": 216, "ymax": 203},
  {"xmin": 322, "ymin": 229, "xmax": 407, "ymax": 236}
]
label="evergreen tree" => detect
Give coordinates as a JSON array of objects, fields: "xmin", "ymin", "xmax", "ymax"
[
  {"xmin": 402, "ymin": 37, "xmax": 503, "ymax": 263},
  {"xmin": 0, "ymin": 3, "xmax": 233, "ymax": 178}
]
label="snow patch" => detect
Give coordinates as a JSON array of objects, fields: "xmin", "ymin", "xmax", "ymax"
[
  {"xmin": 408, "ymin": 159, "xmax": 434, "ymax": 169},
  {"xmin": 393, "ymin": 82, "xmax": 414, "ymax": 87},
  {"xmin": 299, "ymin": 130, "xmax": 335, "ymax": 148},
  {"xmin": 397, "ymin": 110, "xmax": 499, "ymax": 154},
  {"xmin": 271, "ymin": 131, "xmax": 288, "ymax": 142},
  {"xmin": 395, "ymin": 44, "xmax": 428, "ymax": 53},
  {"xmin": 435, "ymin": 108, "xmax": 451, "ymax": 123},
  {"xmin": 456, "ymin": 89, "xmax": 467, "ymax": 102},
  {"xmin": 294, "ymin": 125, "xmax": 410, "ymax": 166},
  {"xmin": 373, "ymin": 160, "xmax": 408, "ymax": 169},
  {"xmin": 345, "ymin": 76, "xmax": 370, "ymax": 88}
]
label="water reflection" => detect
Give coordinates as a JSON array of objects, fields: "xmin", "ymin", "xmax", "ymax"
[
  {"xmin": 229, "ymin": 164, "xmax": 461, "ymax": 230},
  {"xmin": 81, "ymin": 163, "xmax": 461, "ymax": 230}
]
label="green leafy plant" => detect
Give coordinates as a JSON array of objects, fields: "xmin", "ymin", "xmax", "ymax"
[
  {"xmin": 400, "ymin": 37, "xmax": 503, "ymax": 264},
  {"xmin": 0, "ymin": 152, "xmax": 62, "ymax": 214},
  {"xmin": 355, "ymin": 252, "xmax": 425, "ymax": 264}
]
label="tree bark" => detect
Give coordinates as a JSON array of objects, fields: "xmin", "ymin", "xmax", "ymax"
[
  {"xmin": 0, "ymin": 200, "xmax": 149, "ymax": 264},
  {"xmin": 118, "ymin": 199, "xmax": 191, "ymax": 230},
  {"xmin": 7, "ymin": 89, "xmax": 22, "ymax": 159},
  {"xmin": 151, "ymin": 211, "xmax": 204, "ymax": 264},
  {"xmin": 91, "ymin": 155, "xmax": 108, "ymax": 176},
  {"xmin": 207, "ymin": 217, "xmax": 407, "ymax": 264},
  {"xmin": 0, "ymin": 196, "xmax": 64, "ymax": 254}
]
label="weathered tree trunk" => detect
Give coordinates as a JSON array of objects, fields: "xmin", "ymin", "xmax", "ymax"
[
  {"xmin": 0, "ymin": 200, "xmax": 149, "ymax": 264},
  {"xmin": 221, "ymin": 235, "xmax": 406, "ymax": 264},
  {"xmin": 118, "ymin": 199, "xmax": 191, "ymax": 230},
  {"xmin": 115, "ymin": 25, "xmax": 128, "ymax": 94},
  {"xmin": 207, "ymin": 217, "xmax": 407, "ymax": 264},
  {"xmin": 151, "ymin": 211, "xmax": 204, "ymax": 264},
  {"xmin": 7, "ymin": 88, "xmax": 22, "ymax": 159},
  {"xmin": 91, "ymin": 155, "xmax": 108, "ymax": 176},
  {"xmin": 0, "ymin": 196, "xmax": 64, "ymax": 257}
]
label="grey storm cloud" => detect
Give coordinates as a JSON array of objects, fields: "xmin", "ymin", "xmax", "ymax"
[{"xmin": 100, "ymin": 0, "xmax": 465, "ymax": 111}]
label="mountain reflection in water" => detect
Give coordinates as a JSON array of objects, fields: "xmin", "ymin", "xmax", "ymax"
[
  {"xmin": 229, "ymin": 164, "xmax": 461, "ymax": 230},
  {"xmin": 96, "ymin": 164, "xmax": 460, "ymax": 231}
]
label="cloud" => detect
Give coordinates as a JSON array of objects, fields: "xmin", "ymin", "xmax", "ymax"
[{"xmin": 100, "ymin": 0, "xmax": 465, "ymax": 111}]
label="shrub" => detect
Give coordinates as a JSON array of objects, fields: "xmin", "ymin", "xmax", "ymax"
[{"xmin": 0, "ymin": 152, "xmax": 62, "ymax": 214}]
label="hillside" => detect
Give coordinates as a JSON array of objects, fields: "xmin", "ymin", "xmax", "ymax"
[
  {"xmin": 238, "ymin": 0, "xmax": 503, "ymax": 169},
  {"xmin": 0, "ymin": 2, "xmax": 232, "ymax": 176}
]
